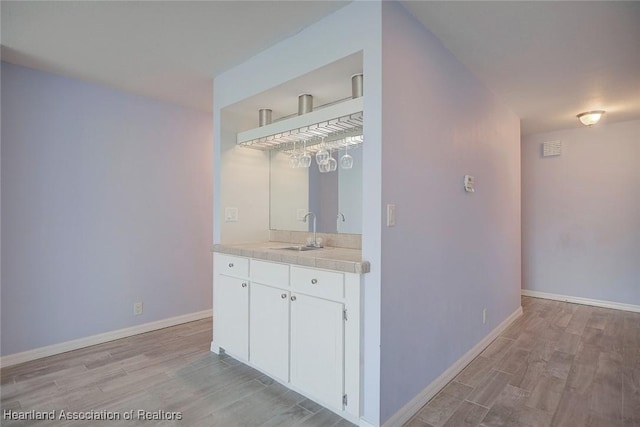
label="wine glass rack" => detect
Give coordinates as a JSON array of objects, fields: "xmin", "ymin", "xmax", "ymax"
[{"xmin": 236, "ymin": 97, "xmax": 363, "ymax": 152}]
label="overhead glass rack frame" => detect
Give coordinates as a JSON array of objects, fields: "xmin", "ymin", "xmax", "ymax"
[{"xmin": 236, "ymin": 97, "xmax": 363, "ymax": 152}]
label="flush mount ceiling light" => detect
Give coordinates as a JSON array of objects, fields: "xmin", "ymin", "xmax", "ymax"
[{"xmin": 577, "ymin": 110, "xmax": 605, "ymax": 127}]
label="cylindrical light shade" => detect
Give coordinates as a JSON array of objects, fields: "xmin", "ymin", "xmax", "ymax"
[
  {"xmin": 298, "ymin": 94, "xmax": 313, "ymax": 115},
  {"xmin": 351, "ymin": 73, "xmax": 363, "ymax": 98},
  {"xmin": 577, "ymin": 110, "xmax": 605, "ymax": 126},
  {"xmin": 258, "ymin": 109, "xmax": 272, "ymax": 127}
]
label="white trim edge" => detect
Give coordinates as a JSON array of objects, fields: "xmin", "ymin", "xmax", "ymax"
[
  {"xmin": 521, "ymin": 289, "xmax": 640, "ymax": 313},
  {"xmin": 382, "ymin": 306, "xmax": 523, "ymax": 427},
  {"xmin": 0, "ymin": 309, "xmax": 213, "ymax": 368},
  {"xmin": 359, "ymin": 418, "xmax": 378, "ymax": 427}
]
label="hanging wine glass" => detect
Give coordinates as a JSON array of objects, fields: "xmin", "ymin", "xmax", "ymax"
[
  {"xmin": 340, "ymin": 141, "xmax": 353, "ymax": 169},
  {"xmin": 318, "ymin": 147, "xmax": 330, "ymax": 173},
  {"xmin": 315, "ymin": 139, "xmax": 329, "ymax": 165},
  {"xmin": 288, "ymin": 141, "xmax": 299, "ymax": 168},
  {"xmin": 327, "ymin": 149, "xmax": 337, "ymax": 172},
  {"xmin": 318, "ymin": 160, "xmax": 330, "ymax": 173},
  {"xmin": 299, "ymin": 140, "xmax": 311, "ymax": 168}
]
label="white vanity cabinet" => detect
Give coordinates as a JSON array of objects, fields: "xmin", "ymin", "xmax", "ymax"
[
  {"xmin": 211, "ymin": 252, "xmax": 362, "ymax": 424},
  {"xmin": 290, "ymin": 292, "xmax": 344, "ymax": 409},
  {"xmin": 212, "ymin": 255, "xmax": 249, "ymax": 360},
  {"xmin": 249, "ymin": 283, "xmax": 290, "ymax": 382},
  {"xmin": 289, "ymin": 265, "xmax": 347, "ymax": 409}
]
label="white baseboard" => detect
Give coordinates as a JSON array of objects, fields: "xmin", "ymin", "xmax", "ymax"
[
  {"xmin": 0, "ymin": 309, "xmax": 213, "ymax": 368},
  {"xmin": 359, "ymin": 418, "xmax": 378, "ymax": 427},
  {"xmin": 382, "ymin": 306, "xmax": 523, "ymax": 427},
  {"xmin": 521, "ymin": 289, "xmax": 640, "ymax": 313}
]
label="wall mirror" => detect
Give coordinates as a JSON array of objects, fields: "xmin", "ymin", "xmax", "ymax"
[
  {"xmin": 270, "ymin": 143, "xmax": 362, "ymax": 234},
  {"xmin": 225, "ymin": 51, "xmax": 364, "ymax": 235}
]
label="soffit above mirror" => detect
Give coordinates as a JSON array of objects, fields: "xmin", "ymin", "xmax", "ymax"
[{"xmin": 236, "ymin": 97, "xmax": 363, "ymax": 152}]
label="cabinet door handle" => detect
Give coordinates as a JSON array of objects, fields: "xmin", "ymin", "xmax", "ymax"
[
  {"xmin": 311, "ymin": 278, "xmax": 318, "ymax": 284},
  {"xmin": 290, "ymin": 296, "xmax": 297, "ymax": 301},
  {"xmin": 281, "ymin": 293, "xmax": 287, "ymax": 299},
  {"xmin": 241, "ymin": 282, "xmax": 247, "ymax": 288},
  {"xmin": 228, "ymin": 263, "xmax": 234, "ymax": 268}
]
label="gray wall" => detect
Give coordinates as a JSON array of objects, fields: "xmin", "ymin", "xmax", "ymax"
[
  {"xmin": 379, "ymin": 3, "xmax": 522, "ymax": 422},
  {"xmin": 1, "ymin": 62, "xmax": 213, "ymax": 356},
  {"xmin": 522, "ymin": 119, "xmax": 640, "ymax": 306}
]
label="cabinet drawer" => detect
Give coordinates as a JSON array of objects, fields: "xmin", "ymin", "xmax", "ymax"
[
  {"xmin": 215, "ymin": 254, "xmax": 249, "ymax": 277},
  {"xmin": 291, "ymin": 266, "xmax": 344, "ymax": 301},
  {"xmin": 251, "ymin": 259, "xmax": 289, "ymax": 287}
]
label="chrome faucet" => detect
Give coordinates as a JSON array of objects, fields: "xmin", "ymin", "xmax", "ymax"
[{"xmin": 303, "ymin": 212, "xmax": 321, "ymax": 247}]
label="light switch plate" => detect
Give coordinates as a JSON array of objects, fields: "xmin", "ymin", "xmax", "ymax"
[
  {"xmin": 387, "ymin": 204, "xmax": 396, "ymax": 227},
  {"xmin": 225, "ymin": 207, "xmax": 238, "ymax": 222}
]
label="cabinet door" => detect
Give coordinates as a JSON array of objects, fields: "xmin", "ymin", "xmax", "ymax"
[
  {"xmin": 290, "ymin": 294, "xmax": 344, "ymax": 409},
  {"xmin": 249, "ymin": 283, "xmax": 290, "ymax": 381},
  {"xmin": 213, "ymin": 275, "xmax": 249, "ymax": 360}
]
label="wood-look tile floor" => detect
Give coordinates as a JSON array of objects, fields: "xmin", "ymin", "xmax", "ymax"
[
  {"xmin": 1, "ymin": 319, "xmax": 353, "ymax": 427},
  {"xmin": 2, "ymin": 297, "xmax": 638, "ymax": 427},
  {"xmin": 405, "ymin": 297, "xmax": 640, "ymax": 427}
]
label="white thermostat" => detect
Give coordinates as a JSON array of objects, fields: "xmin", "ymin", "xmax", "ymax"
[{"xmin": 464, "ymin": 175, "xmax": 475, "ymax": 193}]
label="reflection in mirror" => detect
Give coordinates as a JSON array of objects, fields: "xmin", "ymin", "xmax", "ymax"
[
  {"xmin": 270, "ymin": 144, "xmax": 362, "ymax": 234},
  {"xmin": 270, "ymin": 150, "xmax": 308, "ymax": 232}
]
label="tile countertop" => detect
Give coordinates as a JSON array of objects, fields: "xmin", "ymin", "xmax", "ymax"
[{"xmin": 212, "ymin": 242, "xmax": 370, "ymax": 274}]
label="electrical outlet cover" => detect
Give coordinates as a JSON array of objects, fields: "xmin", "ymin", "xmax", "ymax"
[{"xmin": 133, "ymin": 302, "xmax": 143, "ymax": 316}]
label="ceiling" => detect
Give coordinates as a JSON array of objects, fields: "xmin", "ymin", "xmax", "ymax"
[
  {"xmin": 402, "ymin": 1, "xmax": 640, "ymax": 135},
  {"xmin": 0, "ymin": 1, "xmax": 349, "ymax": 114},
  {"xmin": 2, "ymin": 1, "xmax": 639, "ymax": 135}
]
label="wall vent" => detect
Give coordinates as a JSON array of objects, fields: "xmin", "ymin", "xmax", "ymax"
[{"xmin": 542, "ymin": 140, "xmax": 562, "ymax": 157}]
